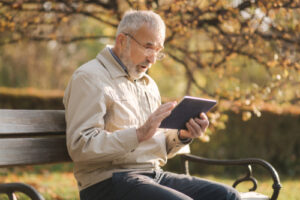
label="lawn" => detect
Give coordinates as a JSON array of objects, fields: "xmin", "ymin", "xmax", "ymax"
[{"xmin": 0, "ymin": 165, "xmax": 298, "ymax": 200}]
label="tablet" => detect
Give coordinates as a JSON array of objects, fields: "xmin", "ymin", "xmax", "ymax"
[{"xmin": 159, "ymin": 96, "xmax": 217, "ymax": 130}]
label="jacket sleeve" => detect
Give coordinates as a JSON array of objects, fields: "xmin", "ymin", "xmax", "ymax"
[
  {"xmin": 164, "ymin": 129, "xmax": 192, "ymax": 159},
  {"xmin": 63, "ymin": 71, "xmax": 139, "ymax": 163}
]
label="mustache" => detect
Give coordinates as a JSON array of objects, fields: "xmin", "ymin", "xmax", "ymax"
[{"xmin": 138, "ymin": 61, "xmax": 151, "ymax": 67}]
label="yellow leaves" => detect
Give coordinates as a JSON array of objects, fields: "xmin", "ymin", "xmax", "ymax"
[
  {"xmin": 282, "ymin": 59, "xmax": 291, "ymax": 67},
  {"xmin": 4, "ymin": 13, "xmax": 11, "ymax": 21},
  {"xmin": 273, "ymin": 1, "xmax": 283, "ymax": 7},
  {"xmin": 49, "ymin": 33, "xmax": 57, "ymax": 40},
  {"xmin": 242, "ymin": 111, "xmax": 252, "ymax": 121},
  {"xmin": 199, "ymin": 134, "xmax": 210, "ymax": 142},
  {"xmin": 186, "ymin": 5, "xmax": 194, "ymax": 12},
  {"xmin": 0, "ymin": 19, "xmax": 15, "ymax": 31},
  {"xmin": 0, "ymin": 20, "xmax": 6, "ymax": 28},
  {"xmin": 227, "ymin": 52, "xmax": 237, "ymax": 60},
  {"xmin": 34, "ymin": 17, "xmax": 40, "ymax": 23},
  {"xmin": 240, "ymin": 101, "xmax": 262, "ymax": 121},
  {"xmin": 276, "ymin": 25, "xmax": 283, "ymax": 31},
  {"xmin": 208, "ymin": 111, "xmax": 228, "ymax": 131},
  {"xmin": 252, "ymin": 105, "xmax": 261, "ymax": 117},
  {"xmin": 217, "ymin": 14, "xmax": 224, "ymax": 23},
  {"xmin": 12, "ymin": 2, "xmax": 22, "ymax": 10},
  {"xmin": 0, "ymin": 0, "xmax": 298, "ymax": 118},
  {"xmin": 216, "ymin": 67, "xmax": 224, "ymax": 78},
  {"xmin": 170, "ymin": 3, "xmax": 181, "ymax": 13},
  {"xmin": 23, "ymin": 22, "xmax": 28, "ymax": 28},
  {"xmin": 172, "ymin": 23, "xmax": 188, "ymax": 35},
  {"xmin": 62, "ymin": 17, "xmax": 69, "ymax": 23},
  {"xmin": 192, "ymin": 20, "xmax": 198, "ymax": 28},
  {"xmin": 283, "ymin": 69, "xmax": 289, "ymax": 78},
  {"xmin": 267, "ymin": 60, "xmax": 278, "ymax": 68},
  {"xmin": 208, "ymin": 6, "xmax": 216, "ymax": 12}
]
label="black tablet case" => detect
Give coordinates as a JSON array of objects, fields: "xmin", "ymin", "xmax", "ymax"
[{"xmin": 159, "ymin": 96, "xmax": 217, "ymax": 130}]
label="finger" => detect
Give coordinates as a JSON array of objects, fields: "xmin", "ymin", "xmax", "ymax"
[
  {"xmin": 186, "ymin": 123, "xmax": 197, "ymax": 138},
  {"xmin": 186, "ymin": 120, "xmax": 199, "ymax": 137},
  {"xmin": 161, "ymin": 101, "xmax": 177, "ymax": 109},
  {"xmin": 154, "ymin": 101, "xmax": 176, "ymax": 114},
  {"xmin": 147, "ymin": 101, "xmax": 177, "ymax": 128},
  {"xmin": 155, "ymin": 109, "xmax": 173, "ymax": 121},
  {"xmin": 195, "ymin": 118, "xmax": 209, "ymax": 130},
  {"xmin": 199, "ymin": 112, "xmax": 208, "ymax": 120},
  {"xmin": 152, "ymin": 102, "xmax": 176, "ymax": 121},
  {"xmin": 149, "ymin": 108, "xmax": 174, "ymax": 127},
  {"xmin": 188, "ymin": 118, "xmax": 202, "ymax": 137}
]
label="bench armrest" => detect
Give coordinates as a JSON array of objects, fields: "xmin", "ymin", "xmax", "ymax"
[
  {"xmin": 0, "ymin": 182, "xmax": 45, "ymax": 200},
  {"xmin": 180, "ymin": 154, "xmax": 282, "ymax": 200}
]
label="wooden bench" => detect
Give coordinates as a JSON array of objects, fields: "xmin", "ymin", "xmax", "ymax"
[{"xmin": 0, "ymin": 109, "xmax": 281, "ymax": 200}]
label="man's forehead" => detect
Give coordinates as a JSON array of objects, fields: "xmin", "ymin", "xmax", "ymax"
[
  {"xmin": 134, "ymin": 24, "xmax": 165, "ymax": 48},
  {"xmin": 144, "ymin": 37, "xmax": 164, "ymax": 49}
]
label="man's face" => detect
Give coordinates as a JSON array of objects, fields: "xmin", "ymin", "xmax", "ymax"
[{"xmin": 120, "ymin": 24, "xmax": 164, "ymax": 80}]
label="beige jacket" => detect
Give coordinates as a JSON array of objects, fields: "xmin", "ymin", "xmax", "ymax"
[{"xmin": 63, "ymin": 46, "xmax": 190, "ymax": 190}]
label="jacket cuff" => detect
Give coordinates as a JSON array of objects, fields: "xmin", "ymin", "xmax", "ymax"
[
  {"xmin": 115, "ymin": 127, "xmax": 139, "ymax": 152},
  {"xmin": 177, "ymin": 130, "xmax": 193, "ymax": 144}
]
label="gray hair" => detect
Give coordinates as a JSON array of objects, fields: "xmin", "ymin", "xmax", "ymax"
[{"xmin": 116, "ymin": 10, "xmax": 166, "ymax": 40}]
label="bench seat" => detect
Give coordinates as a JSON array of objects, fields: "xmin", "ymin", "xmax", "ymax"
[{"xmin": 0, "ymin": 109, "xmax": 281, "ymax": 200}]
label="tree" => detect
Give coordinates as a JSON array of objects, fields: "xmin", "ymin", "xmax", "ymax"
[{"xmin": 1, "ymin": 0, "xmax": 300, "ymax": 133}]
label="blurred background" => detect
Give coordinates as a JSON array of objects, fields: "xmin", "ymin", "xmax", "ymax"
[{"xmin": 0, "ymin": 0, "xmax": 299, "ymax": 199}]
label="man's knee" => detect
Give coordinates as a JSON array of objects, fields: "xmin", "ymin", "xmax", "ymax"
[
  {"xmin": 206, "ymin": 183, "xmax": 241, "ymax": 200},
  {"xmin": 225, "ymin": 186, "xmax": 242, "ymax": 200}
]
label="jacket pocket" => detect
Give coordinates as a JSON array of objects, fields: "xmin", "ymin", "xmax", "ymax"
[{"xmin": 145, "ymin": 91, "xmax": 160, "ymax": 113}]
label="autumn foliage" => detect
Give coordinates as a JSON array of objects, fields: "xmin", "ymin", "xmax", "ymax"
[{"xmin": 1, "ymin": 0, "xmax": 300, "ymax": 131}]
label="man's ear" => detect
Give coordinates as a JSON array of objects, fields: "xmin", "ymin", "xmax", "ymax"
[{"xmin": 115, "ymin": 33, "xmax": 126, "ymax": 49}]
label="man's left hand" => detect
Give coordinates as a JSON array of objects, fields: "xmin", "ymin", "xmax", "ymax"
[{"xmin": 178, "ymin": 112, "xmax": 209, "ymax": 139}]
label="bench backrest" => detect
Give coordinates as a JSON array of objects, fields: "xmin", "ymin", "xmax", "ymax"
[{"xmin": 0, "ymin": 109, "xmax": 71, "ymax": 167}]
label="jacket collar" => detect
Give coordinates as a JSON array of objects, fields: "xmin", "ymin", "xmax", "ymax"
[{"xmin": 96, "ymin": 45, "xmax": 128, "ymax": 79}]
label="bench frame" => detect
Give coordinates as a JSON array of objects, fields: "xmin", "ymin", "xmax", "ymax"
[{"xmin": 0, "ymin": 109, "xmax": 281, "ymax": 200}]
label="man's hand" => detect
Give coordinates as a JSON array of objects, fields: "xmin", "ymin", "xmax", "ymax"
[
  {"xmin": 137, "ymin": 101, "xmax": 176, "ymax": 143},
  {"xmin": 178, "ymin": 113, "xmax": 209, "ymax": 139}
]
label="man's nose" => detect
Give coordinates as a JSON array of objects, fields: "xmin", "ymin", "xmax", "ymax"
[{"xmin": 147, "ymin": 53, "xmax": 157, "ymax": 64}]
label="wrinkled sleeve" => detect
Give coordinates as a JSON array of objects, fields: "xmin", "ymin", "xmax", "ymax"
[
  {"xmin": 164, "ymin": 129, "xmax": 192, "ymax": 159},
  {"xmin": 63, "ymin": 72, "xmax": 139, "ymax": 163}
]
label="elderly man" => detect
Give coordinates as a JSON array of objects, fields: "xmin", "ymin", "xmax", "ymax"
[{"xmin": 63, "ymin": 10, "xmax": 241, "ymax": 200}]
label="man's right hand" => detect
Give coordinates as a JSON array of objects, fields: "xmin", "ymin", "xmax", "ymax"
[{"xmin": 136, "ymin": 101, "xmax": 176, "ymax": 143}]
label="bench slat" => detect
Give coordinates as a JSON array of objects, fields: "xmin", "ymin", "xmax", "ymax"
[
  {"xmin": 0, "ymin": 137, "xmax": 71, "ymax": 167},
  {"xmin": 0, "ymin": 109, "xmax": 66, "ymax": 136}
]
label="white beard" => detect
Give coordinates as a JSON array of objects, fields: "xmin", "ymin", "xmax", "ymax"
[
  {"xmin": 120, "ymin": 42, "xmax": 148, "ymax": 80},
  {"xmin": 123, "ymin": 57, "xmax": 146, "ymax": 80}
]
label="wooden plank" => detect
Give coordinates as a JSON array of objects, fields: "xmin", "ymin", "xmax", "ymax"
[
  {"xmin": 0, "ymin": 137, "xmax": 71, "ymax": 167},
  {"xmin": 0, "ymin": 109, "xmax": 66, "ymax": 136}
]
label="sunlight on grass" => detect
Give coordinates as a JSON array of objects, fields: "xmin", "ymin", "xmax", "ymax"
[
  {"xmin": 198, "ymin": 175, "xmax": 299, "ymax": 200},
  {"xmin": 0, "ymin": 171, "xmax": 79, "ymax": 200}
]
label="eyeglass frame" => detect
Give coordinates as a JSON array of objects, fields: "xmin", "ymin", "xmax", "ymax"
[{"xmin": 123, "ymin": 32, "xmax": 165, "ymax": 60}]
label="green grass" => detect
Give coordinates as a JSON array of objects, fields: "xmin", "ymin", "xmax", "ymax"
[{"xmin": 0, "ymin": 167, "xmax": 298, "ymax": 200}]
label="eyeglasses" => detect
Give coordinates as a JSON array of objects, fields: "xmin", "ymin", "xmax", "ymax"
[{"xmin": 123, "ymin": 33, "xmax": 165, "ymax": 60}]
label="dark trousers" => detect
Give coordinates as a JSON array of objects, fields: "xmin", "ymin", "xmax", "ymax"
[{"xmin": 80, "ymin": 170, "xmax": 241, "ymax": 200}]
